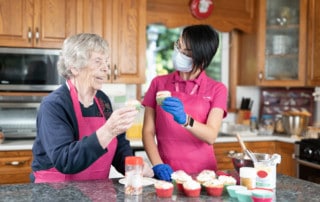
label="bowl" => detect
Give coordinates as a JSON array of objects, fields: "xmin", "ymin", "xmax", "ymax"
[
  {"xmin": 251, "ymin": 189, "xmax": 274, "ymax": 202},
  {"xmin": 236, "ymin": 189, "xmax": 253, "ymax": 202},
  {"xmin": 282, "ymin": 114, "xmax": 309, "ymax": 137},
  {"xmin": 251, "ymin": 189, "xmax": 274, "ymax": 198},
  {"xmin": 228, "ymin": 153, "xmax": 271, "ymax": 173},
  {"xmin": 252, "ymin": 196, "xmax": 273, "ymax": 202},
  {"xmin": 226, "ymin": 185, "xmax": 247, "ymax": 198}
]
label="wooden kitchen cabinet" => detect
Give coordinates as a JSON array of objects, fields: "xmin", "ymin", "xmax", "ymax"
[
  {"xmin": 80, "ymin": 0, "xmax": 146, "ymax": 84},
  {"xmin": 0, "ymin": 0, "xmax": 77, "ymax": 48},
  {"xmin": 275, "ymin": 141, "xmax": 296, "ymax": 177},
  {"xmin": 147, "ymin": 0, "xmax": 255, "ymax": 33},
  {"xmin": 238, "ymin": 0, "xmax": 308, "ymax": 86},
  {"xmin": 0, "ymin": 150, "xmax": 33, "ymax": 184},
  {"xmin": 214, "ymin": 141, "xmax": 275, "ymax": 171},
  {"xmin": 306, "ymin": 0, "xmax": 320, "ymax": 86}
]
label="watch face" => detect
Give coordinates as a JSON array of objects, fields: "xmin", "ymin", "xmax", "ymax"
[
  {"xmin": 189, "ymin": 117, "xmax": 194, "ymax": 127},
  {"xmin": 189, "ymin": 0, "xmax": 214, "ymax": 19}
]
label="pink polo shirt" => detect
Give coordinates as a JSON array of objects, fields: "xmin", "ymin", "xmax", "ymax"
[{"xmin": 143, "ymin": 71, "xmax": 227, "ymax": 117}]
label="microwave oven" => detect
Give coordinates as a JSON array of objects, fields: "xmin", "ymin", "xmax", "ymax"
[{"xmin": 0, "ymin": 47, "xmax": 64, "ymax": 91}]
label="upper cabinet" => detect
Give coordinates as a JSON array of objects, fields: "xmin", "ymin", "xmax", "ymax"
[
  {"xmin": 238, "ymin": 0, "xmax": 307, "ymax": 87},
  {"xmin": 0, "ymin": 0, "xmax": 77, "ymax": 48},
  {"xmin": 147, "ymin": 0, "xmax": 255, "ymax": 33},
  {"xmin": 80, "ymin": 0, "xmax": 146, "ymax": 84},
  {"xmin": 307, "ymin": 0, "xmax": 320, "ymax": 86}
]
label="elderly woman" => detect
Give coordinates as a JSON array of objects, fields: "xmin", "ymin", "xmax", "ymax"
[{"xmin": 31, "ymin": 33, "xmax": 153, "ymax": 183}]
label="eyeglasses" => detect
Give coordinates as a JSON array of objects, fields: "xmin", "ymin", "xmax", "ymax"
[{"xmin": 174, "ymin": 39, "xmax": 192, "ymax": 57}]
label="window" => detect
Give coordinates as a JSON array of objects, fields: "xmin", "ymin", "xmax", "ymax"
[{"xmin": 143, "ymin": 24, "xmax": 229, "ymax": 95}]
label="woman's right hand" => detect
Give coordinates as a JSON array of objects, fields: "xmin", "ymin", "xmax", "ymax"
[{"xmin": 97, "ymin": 106, "xmax": 138, "ymax": 147}]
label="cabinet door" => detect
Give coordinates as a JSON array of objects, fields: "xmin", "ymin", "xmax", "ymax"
[
  {"xmin": 0, "ymin": 0, "xmax": 33, "ymax": 47},
  {"xmin": 110, "ymin": 0, "xmax": 146, "ymax": 83},
  {"xmin": 239, "ymin": 0, "xmax": 307, "ymax": 86},
  {"xmin": 276, "ymin": 141, "xmax": 296, "ymax": 177},
  {"xmin": 81, "ymin": 0, "xmax": 111, "ymax": 38},
  {"xmin": 214, "ymin": 142, "xmax": 242, "ymax": 171},
  {"xmin": 33, "ymin": 0, "xmax": 77, "ymax": 48},
  {"xmin": 0, "ymin": 0, "xmax": 77, "ymax": 48},
  {"xmin": 307, "ymin": 0, "xmax": 320, "ymax": 86}
]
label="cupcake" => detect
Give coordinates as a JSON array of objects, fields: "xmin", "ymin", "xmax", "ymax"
[
  {"xmin": 125, "ymin": 99, "xmax": 142, "ymax": 110},
  {"xmin": 203, "ymin": 179, "xmax": 224, "ymax": 197},
  {"xmin": 196, "ymin": 169, "xmax": 216, "ymax": 185},
  {"xmin": 171, "ymin": 170, "xmax": 192, "ymax": 192},
  {"xmin": 182, "ymin": 179, "xmax": 201, "ymax": 197},
  {"xmin": 154, "ymin": 180, "xmax": 174, "ymax": 198},
  {"xmin": 218, "ymin": 175, "xmax": 237, "ymax": 193},
  {"xmin": 156, "ymin": 91, "xmax": 171, "ymax": 105}
]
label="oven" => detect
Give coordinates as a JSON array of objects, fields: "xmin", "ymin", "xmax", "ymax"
[
  {"xmin": 0, "ymin": 94, "xmax": 45, "ymax": 139},
  {"xmin": 294, "ymin": 139, "xmax": 320, "ymax": 184}
]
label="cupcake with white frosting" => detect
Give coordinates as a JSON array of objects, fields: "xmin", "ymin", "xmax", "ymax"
[
  {"xmin": 171, "ymin": 170, "xmax": 192, "ymax": 192},
  {"xmin": 196, "ymin": 169, "xmax": 216, "ymax": 185},
  {"xmin": 154, "ymin": 180, "xmax": 174, "ymax": 198},
  {"xmin": 182, "ymin": 179, "xmax": 201, "ymax": 197},
  {"xmin": 203, "ymin": 179, "xmax": 224, "ymax": 196}
]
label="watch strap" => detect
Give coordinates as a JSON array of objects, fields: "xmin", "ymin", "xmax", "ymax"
[{"xmin": 183, "ymin": 114, "xmax": 194, "ymax": 128}]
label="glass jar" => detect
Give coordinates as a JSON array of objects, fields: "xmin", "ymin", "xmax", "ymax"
[
  {"xmin": 274, "ymin": 114, "xmax": 285, "ymax": 134},
  {"xmin": 250, "ymin": 116, "xmax": 258, "ymax": 132},
  {"xmin": 258, "ymin": 114, "xmax": 275, "ymax": 136},
  {"xmin": 125, "ymin": 156, "xmax": 143, "ymax": 195}
]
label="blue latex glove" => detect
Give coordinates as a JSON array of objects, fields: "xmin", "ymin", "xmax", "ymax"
[
  {"xmin": 161, "ymin": 97, "xmax": 187, "ymax": 124},
  {"xmin": 152, "ymin": 164, "xmax": 174, "ymax": 181}
]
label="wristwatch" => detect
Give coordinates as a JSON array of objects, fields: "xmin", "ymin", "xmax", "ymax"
[{"xmin": 183, "ymin": 115, "xmax": 194, "ymax": 128}]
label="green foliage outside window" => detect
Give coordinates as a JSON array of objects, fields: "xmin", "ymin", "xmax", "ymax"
[{"xmin": 147, "ymin": 24, "xmax": 222, "ymax": 81}]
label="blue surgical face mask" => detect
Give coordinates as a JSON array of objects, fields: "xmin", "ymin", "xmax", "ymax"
[{"xmin": 172, "ymin": 46, "xmax": 193, "ymax": 72}]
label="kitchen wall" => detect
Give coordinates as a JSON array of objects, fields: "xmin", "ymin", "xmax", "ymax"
[
  {"xmin": 103, "ymin": 84, "xmax": 320, "ymax": 127},
  {"xmin": 101, "ymin": 83, "xmax": 258, "ymax": 123}
]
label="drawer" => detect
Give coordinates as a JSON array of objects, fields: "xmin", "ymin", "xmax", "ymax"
[{"xmin": 0, "ymin": 150, "xmax": 33, "ymax": 184}]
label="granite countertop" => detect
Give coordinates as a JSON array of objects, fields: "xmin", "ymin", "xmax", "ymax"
[
  {"xmin": 0, "ymin": 174, "xmax": 319, "ymax": 201},
  {"xmin": 0, "ymin": 135, "xmax": 299, "ymax": 151}
]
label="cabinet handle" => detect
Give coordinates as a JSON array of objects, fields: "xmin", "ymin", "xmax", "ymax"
[
  {"xmin": 107, "ymin": 65, "xmax": 111, "ymax": 81},
  {"xmin": 114, "ymin": 65, "xmax": 118, "ymax": 80},
  {"xmin": 228, "ymin": 150, "xmax": 236, "ymax": 155},
  {"xmin": 27, "ymin": 28, "xmax": 32, "ymax": 43},
  {"xmin": 5, "ymin": 161, "xmax": 26, "ymax": 166},
  {"xmin": 35, "ymin": 27, "xmax": 40, "ymax": 43},
  {"xmin": 258, "ymin": 71, "xmax": 263, "ymax": 81}
]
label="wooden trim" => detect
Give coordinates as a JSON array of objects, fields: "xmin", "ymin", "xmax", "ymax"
[{"xmin": 228, "ymin": 30, "xmax": 239, "ymax": 112}]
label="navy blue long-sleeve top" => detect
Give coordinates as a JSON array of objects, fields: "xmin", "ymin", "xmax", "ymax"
[{"xmin": 31, "ymin": 83, "xmax": 133, "ymax": 175}]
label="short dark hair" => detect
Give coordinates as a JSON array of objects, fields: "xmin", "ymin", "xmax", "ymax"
[{"xmin": 181, "ymin": 24, "xmax": 219, "ymax": 70}]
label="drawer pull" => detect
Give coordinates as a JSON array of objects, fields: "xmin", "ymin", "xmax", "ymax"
[
  {"xmin": 228, "ymin": 150, "xmax": 236, "ymax": 155},
  {"xmin": 5, "ymin": 161, "xmax": 26, "ymax": 166}
]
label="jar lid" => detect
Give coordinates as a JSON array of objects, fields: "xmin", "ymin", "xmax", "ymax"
[{"xmin": 125, "ymin": 156, "xmax": 143, "ymax": 165}]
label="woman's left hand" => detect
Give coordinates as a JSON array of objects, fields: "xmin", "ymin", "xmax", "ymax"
[{"xmin": 161, "ymin": 97, "xmax": 187, "ymax": 125}]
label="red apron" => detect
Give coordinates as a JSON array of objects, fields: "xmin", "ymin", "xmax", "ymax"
[
  {"xmin": 156, "ymin": 78, "xmax": 217, "ymax": 174},
  {"xmin": 34, "ymin": 80, "xmax": 117, "ymax": 182}
]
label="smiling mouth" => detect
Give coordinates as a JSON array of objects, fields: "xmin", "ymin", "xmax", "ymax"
[{"xmin": 95, "ymin": 76, "xmax": 105, "ymax": 81}]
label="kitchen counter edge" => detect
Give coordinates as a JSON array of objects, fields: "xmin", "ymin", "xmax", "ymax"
[{"xmin": 0, "ymin": 135, "xmax": 299, "ymax": 151}]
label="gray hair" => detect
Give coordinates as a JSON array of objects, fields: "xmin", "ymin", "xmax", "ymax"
[{"xmin": 57, "ymin": 33, "xmax": 109, "ymax": 79}]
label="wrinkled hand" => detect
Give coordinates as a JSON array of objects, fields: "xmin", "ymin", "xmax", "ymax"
[
  {"xmin": 161, "ymin": 97, "xmax": 186, "ymax": 124},
  {"xmin": 152, "ymin": 164, "xmax": 173, "ymax": 181},
  {"xmin": 103, "ymin": 106, "xmax": 138, "ymax": 138}
]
